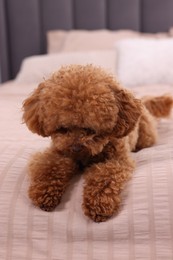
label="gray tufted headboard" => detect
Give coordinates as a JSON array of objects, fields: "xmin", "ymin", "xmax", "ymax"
[{"xmin": 1, "ymin": 0, "xmax": 173, "ymax": 82}]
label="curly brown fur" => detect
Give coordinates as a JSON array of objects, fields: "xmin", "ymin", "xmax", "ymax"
[
  {"xmin": 22, "ymin": 65, "xmax": 172, "ymax": 222},
  {"xmin": 142, "ymin": 95, "xmax": 173, "ymax": 118}
]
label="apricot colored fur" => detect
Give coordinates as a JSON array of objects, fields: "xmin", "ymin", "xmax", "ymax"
[{"xmin": 22, "ymin": 65, "xmax": 173, "ymax": 222}]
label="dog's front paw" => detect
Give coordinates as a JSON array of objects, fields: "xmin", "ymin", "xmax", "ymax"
[
  {"xmin": 82, "ymin": 192, "xmax": 121, "ymax": 222},
  {"xmin": 28, "ymin": 183, "xmax": 63, "ymax": 212}
]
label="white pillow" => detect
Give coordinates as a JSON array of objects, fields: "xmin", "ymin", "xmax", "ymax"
[
  {"xmin": 47, "ymin": 29, "xmax": 168, "ymax": 53},
  {"xmin": 116, "ymin": 39, "xmax": 173, "ymax": 87},
  {"xmin": 47, "ymin": 29, "xmax": 141, "ymax": 53},
  {"xmin": 15, "ymin": 50, "xmax": 116, "ymax": 84}
]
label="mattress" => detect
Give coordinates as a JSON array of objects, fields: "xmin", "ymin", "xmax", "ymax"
[{"xmin": 0, "ymin": 79, "xmax": 173, "ymax": 259}]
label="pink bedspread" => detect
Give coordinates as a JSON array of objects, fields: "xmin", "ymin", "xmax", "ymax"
[{"xmin": 0, "ymin": 82, "xmax": 173, "ymax": 260}]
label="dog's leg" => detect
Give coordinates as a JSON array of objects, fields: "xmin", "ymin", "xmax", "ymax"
[
  {"xmin": 136, "ymin": 94, "xmax": 173, "ymax": 151},
  {"xmin": 82, "ymin": 153, "xmax": 134, "ymax": 222},
  {"xmin": 28, "ymin": 147, "xmax": 77, "ymax": 211},
  {"xmin": 135, "ymin": 108, "xmax": 157, "ymax": 151}
]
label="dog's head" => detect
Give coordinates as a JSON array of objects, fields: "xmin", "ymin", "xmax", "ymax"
[{"xmin": 23, "ymin": 65, "xmax": 142, "ymax": 157}]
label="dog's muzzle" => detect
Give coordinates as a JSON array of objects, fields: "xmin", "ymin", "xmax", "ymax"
[{"xmin": 71, "ymin": 143, "xmax": 84, "ymax": 152}]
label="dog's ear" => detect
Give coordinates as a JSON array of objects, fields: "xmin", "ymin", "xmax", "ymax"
[
  {"xmin": 112, "ymin": 88, "xmax": 142, "ymax": 138},
  {"xmin": 22, "ymin": 83, "xmax": 47, "ymax": 136}
]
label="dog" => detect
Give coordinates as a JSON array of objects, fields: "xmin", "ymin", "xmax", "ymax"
[{"xmin": 22, "ymin": 64, "xmax": 173, "ymax": 222}]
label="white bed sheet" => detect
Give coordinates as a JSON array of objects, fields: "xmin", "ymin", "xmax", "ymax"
[{"xmin": 0, "ymin": 81, "xmax": 173, "ymax": 260}]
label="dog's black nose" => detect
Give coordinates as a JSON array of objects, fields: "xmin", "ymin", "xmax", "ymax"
[{"xmin": 72, "ymin": 144, "xmax": 84, "ymax": 152}]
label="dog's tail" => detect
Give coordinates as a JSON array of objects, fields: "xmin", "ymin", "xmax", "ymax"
[{"xmin": 142, "ymin": 94, "xmax": 173, "ymax": 118}]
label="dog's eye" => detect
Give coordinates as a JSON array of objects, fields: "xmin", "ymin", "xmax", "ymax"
[
  {"xmin": 56, "ymin": 127, "xmax": 68, "ymax": 134},
  {"xmin": 83, "ymin": 128, "xmax": 96, "ymax": 135}
]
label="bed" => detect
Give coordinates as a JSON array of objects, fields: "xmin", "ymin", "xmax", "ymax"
[{"xmin": 1, "ymin": 1, "xmax": 173, "ymax": 259}]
